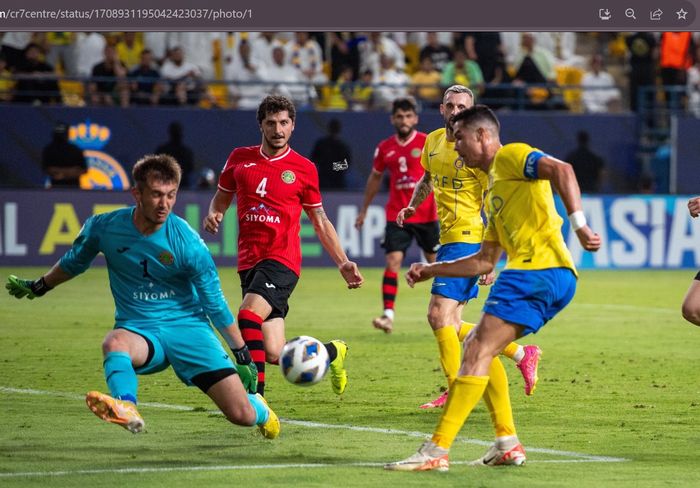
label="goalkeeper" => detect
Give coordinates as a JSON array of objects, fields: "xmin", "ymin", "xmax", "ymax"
[{"xmin": 5, "ymin": 154, "xmax": 279, "ymax": 439}]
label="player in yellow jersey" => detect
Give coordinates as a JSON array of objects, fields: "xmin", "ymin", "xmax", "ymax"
[
  {"xmin": 396, "ymin": 85, "xmax": 541, "ymax": 409},
  {"xmin": 386, "ymin": 105, "xmax": 601, "ymax": 472}
]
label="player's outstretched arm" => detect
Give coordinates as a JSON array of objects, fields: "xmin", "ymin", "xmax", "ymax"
[
  {"xmin": 203, "ymin": 190, "xmax": 235, "ymax": 235},
  {"xmin": 406, "ymin": 240, "xmax": 502, "ymax": 287},
  {"xmin": 218, "ymin": 323, "xmax": 258, "ymax": 394},
  {"xmin": 536, "ymin": 155, "xmax": 601, "ymax": 252},
  {"xmin": 688, "ymin": 196, "xmax": 700, "ymax": 218},
  {"xmin": 355, "ymin": 169, "xmax": 383, "ymax": 229},
  {"xmin": 397, "ymin": 171, "xmax": 433, "ymax": 227},
  {"xmin": 307, "ymin": 206, "xmax": 364, "ymax": 289},
  {"xmin": 6, "ymin": 263, "xmax": 74, "ymax": 300}
]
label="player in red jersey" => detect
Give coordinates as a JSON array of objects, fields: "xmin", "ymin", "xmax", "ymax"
[
  {"xmin": 356, "ymin": 98, "xmax": 440, "ymax": 333},
  {"xmin": 203, "ymin": 95, "xmax": 363, "ymax": 397}
]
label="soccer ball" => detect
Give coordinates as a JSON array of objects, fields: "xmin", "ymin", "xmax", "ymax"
[{"xmin": 280, "ymin": 336, "xmax": 329, "ymax": 386}]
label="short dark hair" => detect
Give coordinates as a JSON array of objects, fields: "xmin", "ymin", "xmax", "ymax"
[
  {"xmin": 391, "ymin": 97, "xmax": 418, "ymax": 115},
  {"xmin": 132, "ymin": 154, "xmax": 182, "ymax": 189},
  {"xmin": 257, "ymin": 95, "xmax": 296, "ymax": 125},
  {"xmin": 451, "ymin": 104, "xmax": 500, "ymax": 131}
]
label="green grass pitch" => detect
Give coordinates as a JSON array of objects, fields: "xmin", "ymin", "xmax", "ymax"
[{"xmin": 1, "ymin": 266, "xmax": 699, "ymax": 487}]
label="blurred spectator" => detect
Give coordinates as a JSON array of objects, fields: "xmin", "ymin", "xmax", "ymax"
[
  {"xmin": 359, "ymin": 33, "xmax": 405, "ymax": 75},
  {"xmin": 329, "ymin": 32, "xmax": 361, "ymax": 81},
  {"xmin": 626, "ymin": 32, "xmax": 657, "ymax": 112},
  {"xmin": 513, "ymin": 33, "xmax": 556, "ymax": 84},
  {"xmin": 419, "ymin": 32, "xmax": 453, "ymax": 72},
  {"xmin": 0, "ymin": 32, "xmax": 34, "ymax": 71},
  {"xmin": 75, "ymin": 32, "xmax": 107, "ymax": 78},
  {"xmin": 410, "ymin": 56, "xmax": 442, "ymax": 106},
  {"xmin": 116, "ymin": 32, "xmax": 144, "ymax": 71},
  {"xmin": 286, "ymin": 32, "xmax": 328, "ymax": 85},
  {"xmin": 409, "ymin": 32, "xmax": 454, "ymax": 49},
  {"xmin": 564, "ymin": 130, "xmax": 606, "ymax": 193},
  {"xmin": 129, "ymin": 49, "xmax": 161, "ymax": 106},
  {"xmin": 311, "ymin": 118, "xmax": 351, "ymax": 190},
  {"xmin": 88, "ymin": 45, "xmax": 129, "ymax": 107},
  {"xmin": 461, "ymin": 32, "xmax": 504, "ymax": 82},
  {"xmin": 41, "ymin": 122, "xmax": 87, "ymax": 188},
  {"xmin": 581, "ymin": 54, "xmax": 622, "ymax": 113},
  {"xmin": 143, "ymin": 32, "xmax": 168, "ymax": 65},
  {"xmin": 441, "ymin": 49, "xmax": 484, "ymax": 92},
  {"xmin": 373, "ymin": 54, "xmax": 410, "ymax": 110},
  {"xmin": 0, "ymin": 55, "xmax": 12, "ymax": 101},
  {"xmin": 160, "ymin": 46, "xmax": 204, "ymax": 105},
  {"xmin": 263, "ymin": 45, "xmax": 311, "ymax": 106},
  {"xmin": 225, "ymin": 40, "xmax": 267, "ymax": 110},
  {"xmin": 251, "ymin": 32, "xmax": 283, "ymax": 71},
  {"xmin": 535, "ymin": 32, "xmax": 583, "ymax": 68},
  {"xmin": 167, "ymin": 33, "xmax": 217, "ymax": 80},
  {"xmin": 14, "ymin": 43, "xmax": 60, "ymax": 105},
  {"xmin": 155, "ymin": 122, "xmax": 195, "ymax": 188},
  {"xmin": 44, "ymin": 32, "xmax": 76, "ymax": 76},
  {"xmin": 350, "ymin": 69, "xmax": 375, "ymax": 111},
  {"xmin": 686, "ymin": 46, "xmax": 700, "ymax": 116},
  {"xmin": 659, "ymin": 32, "xmax": 694, "ymax": 110},
  {"xmin": 324, "ymin": 65, "xmax": 354, "ymax": 110}
]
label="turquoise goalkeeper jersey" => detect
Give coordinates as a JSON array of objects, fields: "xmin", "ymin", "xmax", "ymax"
[{"xmin": 59, "ymin": 207, "xmax": 234, "ymax": 330}]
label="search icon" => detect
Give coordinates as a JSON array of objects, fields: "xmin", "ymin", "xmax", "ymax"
[{"xmin": 625, "ymin": 8, "xmax": 636, "ymax": 19}]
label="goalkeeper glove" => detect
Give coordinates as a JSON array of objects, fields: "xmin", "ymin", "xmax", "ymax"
[
  {"xmin": 6, "ymin": 275, "xmax": 53, "ymax": 300},
  {"xmin": 232, "ymin": 345, "xmax": 258, "ymax": 394}
]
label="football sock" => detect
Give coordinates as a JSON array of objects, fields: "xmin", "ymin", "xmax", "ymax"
[
  {"xmin": 432, "ymin": 375, "xmax": 489, "ymax": 449},
  {"xmin": 481, "ymin": 357, "xmax": 516, "ymax": 437},
  {"xmin": 247, "ymin": 393, "xmax": 270, "ymax": 426},
  {"xmin": 434, "ymin": 326, "xmax": 461, "ymax": 385},
  {"xmin": 323, "ymin": 342, "xmax": 338, "ymax": 363},
  {"xmin": 382, "ymin": 270, "xmax": 398, "ymax": 314},
  {"xmin": 503, "ymin": 342, "xmax": 523, "ymax": 362},
  {"xmin": 458, "ymin": 321, "xmax": 475, "ymax": 341},
  {"xmin": 460, "ymin": 321, "xmax": 523, "ymax": 363},
  {"xmin": 103, "ymin": 351, "xmax": 138, "ymax": 404},
  {"xmin": 238, "ymin": 310, "xmax": 265, "ymax": 395}
]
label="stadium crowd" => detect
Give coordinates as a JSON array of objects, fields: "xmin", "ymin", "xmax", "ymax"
[{"xmin": 0, "ymin": 31, "xmax": 695, "ymax": 113}]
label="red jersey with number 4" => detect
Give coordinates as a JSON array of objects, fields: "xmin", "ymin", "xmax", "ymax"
[
  {"xmin": 373, "ymin": 131, "xmax": 438, "ymax": 223},
  {"xmin": 218, "ymin": 145, "xmax": 322, "ymax": 275}
]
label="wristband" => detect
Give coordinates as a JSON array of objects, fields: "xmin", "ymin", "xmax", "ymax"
[
  {"xmin": 568, "ymin": 210, "xmax": 587, "ymax": 231},
  {"xmin": 31, "ymin": 277, "xmax": 53, "ymax": 297},
  {"xmin": 232, "ymin": 345, "xmax": 252, "ymax": 365}
]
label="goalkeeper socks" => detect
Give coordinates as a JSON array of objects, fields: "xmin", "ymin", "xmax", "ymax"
[
  {"xmin": 238, "ymin": 310, "xmax": 265, "ymax": 395},
  {"xmin": 247, "ymin": 393, "xmax": 270, "ymax": 426},
  {"xmin": 103, "ymin": 351, "xmax": 138, "ymax": 404},
  {"xmin": 434, "ymin": 326, "xmax": 461, "ymax": 385},
  {"xmin": 432, "ymin": 375, "xmax": 489, "ymax": 449},
  {"xmin": 382, "ymin": 270, "xmax": 398, "ymax": 313}
]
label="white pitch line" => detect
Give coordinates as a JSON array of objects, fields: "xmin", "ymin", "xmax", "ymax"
[{"xmin": 0, "ymin": 385, "xmax": 627, "ymax": 478}]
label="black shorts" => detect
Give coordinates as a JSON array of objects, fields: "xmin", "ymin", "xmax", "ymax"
[
  {"xmin": 381, "ymin": 221, "xmax": 441, "ymax": 255},
  {"xmin": 695, "ymin": 270, "xmax": 700, "ymax": 281},
  {"xmin": 239, "ymin": 259, "xmax": 299, "ymax": 320}
]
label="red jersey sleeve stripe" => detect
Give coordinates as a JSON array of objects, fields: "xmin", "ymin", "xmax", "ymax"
[
  {"xmin": 302, "ymin": 202, "xmax": 323, "ymax": 208},
  {"xmin": 217, "ymin": 184, "xmax": 235, "ymax": 193}
]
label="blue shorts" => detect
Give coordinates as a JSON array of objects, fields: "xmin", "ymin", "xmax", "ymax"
[
  {"xmin": 430, "ymin": 242, "xmax": 481, "ymax": 302},
  {"xmin": 483, "ymin": 268, "xmax": 577, "ymax": 336},
  {"xmin": 118, "ymin": 318, "xmax": 236, "ymax": 386}
]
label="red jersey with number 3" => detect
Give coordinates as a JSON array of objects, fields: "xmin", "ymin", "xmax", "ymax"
[
  {"xmin": 373, "ymin": 131, "xmax": 438, "ymax": 223},
  {"xmin": 218, "ymin": 145, "xmax": 322, "ymax": 275}
]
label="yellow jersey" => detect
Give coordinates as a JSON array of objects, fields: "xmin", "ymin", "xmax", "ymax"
[
  {"xmin": 421, "ymin": 128, "xmax": 487, "ymax": 244},
  {"xmin": 484, "ymin": 143, "xmax": 577, "ymax": 276}
]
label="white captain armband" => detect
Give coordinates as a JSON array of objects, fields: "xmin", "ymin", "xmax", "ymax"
[{"xmin": 568, "ymin": 210, "xmax": 587, "ymax": 231}]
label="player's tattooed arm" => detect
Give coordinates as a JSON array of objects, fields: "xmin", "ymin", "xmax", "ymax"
[{"xmin": 408, "ymin": 171, "xmax": 434, "ymax": 209}]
